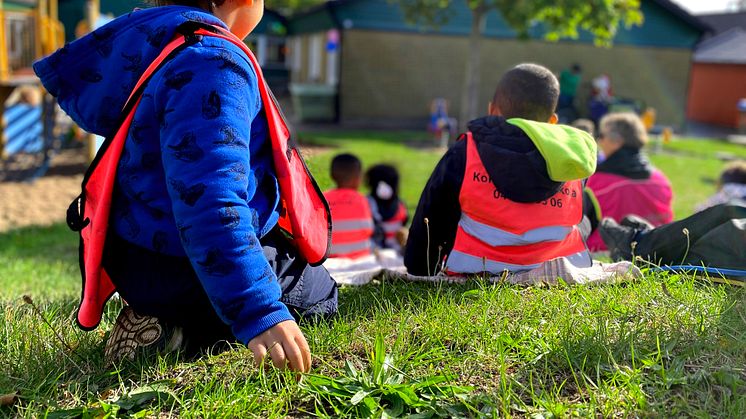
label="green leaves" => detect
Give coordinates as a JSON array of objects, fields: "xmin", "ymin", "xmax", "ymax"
[
  {"xmin": 396, "ymin": 0, "xmax": 644, "ymax": 46},
  {"xmin": 301, "ymin": 335, "xmax": 474, "ymax": 417},
  {"xmin": 46, "ymin": 381, "xmax": 181, "ymax": 419}
]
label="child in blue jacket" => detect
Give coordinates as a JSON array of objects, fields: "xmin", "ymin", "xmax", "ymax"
[{"xmin": 34, "ymin": 0, "xmax": 337, "ymax": 371}]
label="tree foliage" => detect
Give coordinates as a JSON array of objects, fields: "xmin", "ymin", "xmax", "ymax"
[
  {"xmin": 397, "ymin": 0, "xmax": 644, "ymax": 46},
  {"xmin": 269, "ymin": 0, "xmax": 327, "ymax": 15}
]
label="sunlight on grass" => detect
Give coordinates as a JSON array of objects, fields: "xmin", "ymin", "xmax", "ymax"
[{"xmin": 1, "ymin": 133, "xmax": 745, "ymax": 417}]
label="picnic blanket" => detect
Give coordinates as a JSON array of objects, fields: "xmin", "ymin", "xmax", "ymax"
[{"xmin": 324, "ymin": 250, "xmax": 643, "ymax": 286}]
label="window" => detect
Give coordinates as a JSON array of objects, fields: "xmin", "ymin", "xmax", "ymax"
[{"xmin": 6, "ymin": 14, "xmax": 35, "ymax": 71}]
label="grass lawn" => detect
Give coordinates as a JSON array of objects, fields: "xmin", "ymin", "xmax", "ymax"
[{"xmin": 1, "ymin": 133, "xmax": 745, "ymax": 417}]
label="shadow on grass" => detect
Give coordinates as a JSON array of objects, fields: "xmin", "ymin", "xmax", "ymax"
[
  {"xmin": 524, "ymin": 285, "xmax": 746, "ymax": 415},
  {"xmin": 334, "ymin": 277, "xmax": 478, "ymax": 319},
  {"xmin": 0, "ymin": 295, "xmax": 219, "ymax": 417}
]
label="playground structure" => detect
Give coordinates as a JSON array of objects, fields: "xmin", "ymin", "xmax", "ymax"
[{"xmin": 0, "ymin": 0, "xmax": 64, "ymax": 181}]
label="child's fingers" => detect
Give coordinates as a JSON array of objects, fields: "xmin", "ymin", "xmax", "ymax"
[
  {"xmin": 249, "ymin": 342, "xmax": 268, "ymax": 367},
  {"xmin": 268, "ymin": 341, "xmax": 287, "ymax": 370},
  {"xmin": 295, "ymin": 334, "xmax": 312, "ymax": 373},
  {"xmin": 282, "ymin": 339, "xmax": 306, "ymax": 373}
]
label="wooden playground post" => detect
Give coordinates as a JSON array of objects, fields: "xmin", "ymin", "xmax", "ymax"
[
  {"xmin": 35, "ymin": 0, "xmax": 46, "ymax": 61},
  {"xmin": 0, "ymin": 1, "xmax": 7, "ymax": 82},
  {"xmin": 0, "ymin": 1, "xmax": 7, "ymax": 159}
]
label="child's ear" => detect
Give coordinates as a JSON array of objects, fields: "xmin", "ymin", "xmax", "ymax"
[
  {"xmin": 548, "ymin": 113, "xmax": 559, "ymax": 124},
  {"xmin": 488, "ymin": 102, "xmax": 501, "ymax": 116}
]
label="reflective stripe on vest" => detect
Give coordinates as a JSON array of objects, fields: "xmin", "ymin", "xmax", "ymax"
[
  {"xmin": 330, "ymin": 240, "xmax": 372, "ymax": 257},
  {"xmin": 447, "ymin": 132, "xmax": 591, "ymax": 274},
  {"xmin": 326, "ymin": 188, "xmax": 374, "ymax": 259},
  {"xmin": 69, "ymin": 25, "xmax": 331, "ymax": 331},
  {"xmin": 459, "ymin": 213, "xmax": 572, "ymax": 246}
]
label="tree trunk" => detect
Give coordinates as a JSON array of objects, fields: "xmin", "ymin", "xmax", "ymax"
[{"xmin": 459, "ymin": 5, "xmax": 486, "ymax": 133}]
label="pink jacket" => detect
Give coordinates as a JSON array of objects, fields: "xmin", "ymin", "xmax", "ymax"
[{"xmin": 586, "ymin": 170, "xmax": 674, "ymax": 251}]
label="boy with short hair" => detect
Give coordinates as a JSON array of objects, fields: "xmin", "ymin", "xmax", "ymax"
[
  {"xmin": 405, "ymin": 63, "xmax": 597, "ymax": 276},
  {"xmin": 325, "ymin": 153, "xmax": 380, "ymax": 259}
]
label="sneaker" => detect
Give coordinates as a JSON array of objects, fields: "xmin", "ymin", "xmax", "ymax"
[
  {"xmin": 620, "ymin": 214, "xmax": 654, "ymax": 232},
  {"xmin": 104, "ymin": 306, "xmax": 184, "ymax": 365},
  {"xmin": 598, "ymin": 218, "xmax": 637, "ymax": 261}
]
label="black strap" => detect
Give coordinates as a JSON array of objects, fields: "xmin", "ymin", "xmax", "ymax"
[{"xmin": 66, "ymin": 195, "xmax": 89, "ymax": 231}]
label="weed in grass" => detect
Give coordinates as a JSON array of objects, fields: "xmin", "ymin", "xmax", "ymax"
[
  {"xmin": 46, "ymin": 381, "xmax": 181, "ymax": 419},
  {"xmin": 301, "ymin": 335, "xmax": 476, "ymax": 418}
]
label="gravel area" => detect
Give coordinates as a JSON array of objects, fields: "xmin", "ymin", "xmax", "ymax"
[{"xmin": 0, "ymin": 149, "xmax": 86, "ymax": 232}]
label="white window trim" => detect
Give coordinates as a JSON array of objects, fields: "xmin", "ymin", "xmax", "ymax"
[{"xmin": 309, "ymin": 34, "xmax": 323, "ymax": 82}]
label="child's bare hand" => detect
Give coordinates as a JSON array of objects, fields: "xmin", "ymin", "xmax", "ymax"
[{"xmin": 247, "ymin": 320, "xmax": 311, "ymax": 372}]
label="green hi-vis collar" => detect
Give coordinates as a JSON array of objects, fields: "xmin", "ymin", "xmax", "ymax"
[{"xmin": 507, "ymin": 118, "xmax": 597, "ymax": 181}]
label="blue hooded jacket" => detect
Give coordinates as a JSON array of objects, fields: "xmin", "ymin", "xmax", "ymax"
[{"xmin": 33, "ymin": 6, "xmax": 292, "ymax": 343}]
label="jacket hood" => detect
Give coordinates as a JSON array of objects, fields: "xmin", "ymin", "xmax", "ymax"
[
  {"xmin": 33, "ymin": 6, "xmax": 226, "ymax": 137},
  {"xmin": 467, "ymin": 116, "xmax": 597, "ymax": 203}
]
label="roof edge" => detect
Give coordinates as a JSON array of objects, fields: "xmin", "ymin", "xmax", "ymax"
[{"xmin": 652, "ymin": 0, "xmax": 713, "ymax": 33}]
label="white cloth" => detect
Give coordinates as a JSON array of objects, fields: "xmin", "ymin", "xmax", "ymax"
[
  {"xmin": 325, "ymin": 253, "xmax": 642, "ymax": 286},
  {"xmin": 324, "ymin": 249, "xmax": 406, "ymax": 286}
]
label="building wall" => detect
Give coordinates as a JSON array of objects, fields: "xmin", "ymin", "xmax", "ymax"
[
  {"xmin": 340, "ymin": 30, "xmax": 694, "ymax": 128},
  {"xmin": 687, "ymin": 63, "xmax": 746, "ymax": 128}
]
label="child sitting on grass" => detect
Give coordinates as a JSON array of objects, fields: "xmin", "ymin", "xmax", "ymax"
[
  {"xmin": 324, "ymin": 153, "xmax": 381, "ymax": 259},
  {"xmin": 365, "ymin": 164, "xmax": 409, "ymax": 253},
  {"xmin": 405, "ymin": 63, "xmax": 597, "ymax": 276},
  {"xmin": 34, "ymin": 0, "xmax": 338, "ymax": 371}
]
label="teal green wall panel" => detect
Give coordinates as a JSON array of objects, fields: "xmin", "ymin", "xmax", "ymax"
[
  {"xmin": 254, "ymin": 10, "xmax": 287, "ymax": 36},
  {"xmin": 288, "ymin": 7, "xmax": 337, "ymax": 33},
  {"xmin": 101, "ymin": 0, "xmax": 146, "ymax": 16}
]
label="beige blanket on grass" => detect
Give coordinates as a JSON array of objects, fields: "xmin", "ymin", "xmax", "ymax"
[{"xmin": 324, "ymin": 250, "xmax": 642, "ymax": 286}]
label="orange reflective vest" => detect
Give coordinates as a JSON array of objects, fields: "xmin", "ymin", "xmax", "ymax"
[
  {"xmin": 381, "ymin": 201, "xmax": 407, "ymax": 250},
  {"xmin": 325, "ymin": 188, "xmax": 374, "ymax": 259},
  {"xmin": 67, "ymin": 24, "xmax": 331, "ymax": 331},
  {"xmin": 447, "ymin": 132, "xmax": 591, "ymax": 274}
]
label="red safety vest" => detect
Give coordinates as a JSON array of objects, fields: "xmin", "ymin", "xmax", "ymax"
[
  {"xmin": 325, "ymin": 188, "xmax": 374, "ymax": 259},
  {"xmin": 447, "ymin": 132, "xmax": 591, "ymax": 274},
  {"xmin": 66, "ymin": 24, "xmax": 331, "ymax": 331},
  {"xmin": 382, "ymin": 201, "xmax": 407, "ymax": 250}
]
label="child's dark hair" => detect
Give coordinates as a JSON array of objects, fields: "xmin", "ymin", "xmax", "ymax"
[
  {"xmin": 366, "ymin": 164, "xmax": 400, "ymax": 201},
  {"xmin": 720, "ymin": 161, "xmax": 746, "ymax": 185},
  {"xmin": 331, "ymin": 153, "xmax": 362, "ymax": 187},
  {"xmin": 493, "ymin": 63, "xmax": 559, "ymax": 122},
  {"xmin": 149, "ymin": 0, "xmax": 226, "ymax": 9}
]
